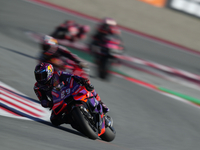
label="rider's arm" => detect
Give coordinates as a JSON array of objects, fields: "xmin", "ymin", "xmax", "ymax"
[
  {"xmin": 58, "ymin": 46, "xmax": 81, "ymax": 64},
  {"xmin": 34, "ymin": 83, "xmax": 52, "ymax": 108},
  {"xmin": 72, "ymin": 75, "xmax": 94, "ymax": 91},
  {"xmin": 58, "ymin": 71, "xmax": 94, "ymax": 91}
]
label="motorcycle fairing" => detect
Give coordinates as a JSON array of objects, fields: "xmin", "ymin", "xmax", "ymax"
[
  {"xmin": 98, "ymin": 113, "xmax": 106, "ymax": 136},
  {"xmin": 51, "ymin": 77, "xmax": 106, "ymax": 135},
  {"xmin": 53, "ymin": 100, "xmax": 67, "ymax": 115}
]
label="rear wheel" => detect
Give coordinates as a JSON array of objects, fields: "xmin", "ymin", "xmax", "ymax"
[{"xmin": 71, "ymin": 107, "xmax": 98, "ymax": 140}]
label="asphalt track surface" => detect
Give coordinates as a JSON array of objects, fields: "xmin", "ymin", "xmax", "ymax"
[{"xmin": 1, "ymin": 0, "xmax": 200, "ymax": 150}]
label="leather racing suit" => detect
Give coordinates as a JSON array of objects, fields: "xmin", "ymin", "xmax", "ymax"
[{"xmin": 34, "ymin": 71, "xmax": 109, "ymax": 125}]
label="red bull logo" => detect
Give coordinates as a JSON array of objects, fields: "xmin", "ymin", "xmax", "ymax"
[{"xmin": 48, "ymin": 65, "xmax": 53, "ymax": 73}]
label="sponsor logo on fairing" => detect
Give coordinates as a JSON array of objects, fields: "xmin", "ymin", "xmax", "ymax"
[
  {"xmin": 52, "ymin": 91, "xmax": 59, "ymax": 98},
  {"xmin": 61, "ymin": 88, "xmax": 71, "ymax": 99},
  {"xmin": 70, "ymin": 78, "xmax": 74, "ymax": 88},
  {"xmin": 53, "ymin": 98, "xmax": 62, "ymax": 103},
  {"xmin": 74, "ymin": 86, "xmax": 82, "ymax": 94},
  {"xmin": 54, "ymin": 102, "xmax": 61, "ymax": 107},
  {"xmin": 72, "ymin": 84, "xmax": 79, "ymax": 92}
]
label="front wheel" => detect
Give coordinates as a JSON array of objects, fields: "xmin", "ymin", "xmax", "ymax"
[
  {"xmin": 100, "ymin": 116, "xmax": 116, "ymax": 142},
  {"xmin": 100, "ymin": 126, "xmax": 116, "ymax": 142},
  {"xmin": 71, "ymin": 107, "xmax": 98, "ymax": 140}
]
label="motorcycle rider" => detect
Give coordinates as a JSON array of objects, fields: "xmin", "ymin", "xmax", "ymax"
[
  {"xmin": 51, "ymin": 20, "xmax": 90, "ymax": 42},
  {"xmin": 39, "ymin": 35, "xmax": 87, "ymax": 71},
  {"xmin": 90, "ymin": 17, "xmax": 123, "ymax": 57},
  {"xmin": 90, "ymin": 18, "xmax": 124, "ymax": 79},
  {"xmin": 96, "ymin": 18, "xmax": 121, "ymax": 35},
  {"xmin": 33, "ymin": 62, "xmax": 109, "ymax": 126}
]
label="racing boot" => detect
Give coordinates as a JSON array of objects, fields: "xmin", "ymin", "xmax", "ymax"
[{"xmin": 82, "ymin": 78, "xmax": 94, "ymax": 92}]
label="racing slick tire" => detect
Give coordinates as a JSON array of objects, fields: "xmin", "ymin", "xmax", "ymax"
[{"xmin": 71, "ymin": 107, "xmax": 98, "ymax": 140}]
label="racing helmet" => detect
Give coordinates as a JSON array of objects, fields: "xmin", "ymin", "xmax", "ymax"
[
  {"xmin": 81, "ymin": 25, "xmax": 90, "ymax": 33},
  {"xmin": 41, "ymin": 35, "xmax": 58, "ymax": 51},
  {"xmin": 102, "ymin": 17, "xmax": 117, "ymax": 26},
  {"xmin": 98, "ymin": 18, "xmax": 118, "ymax": 34},
  {"xmin": 34, "ymin": 63, "xmax": 54, "ymax": 84}
]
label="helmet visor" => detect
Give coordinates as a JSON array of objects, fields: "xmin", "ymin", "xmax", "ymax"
[
  {"xmin": 42, "ymin": 44, "xmax": 50, "ymax": 51},
  {"xmin": 35, "ymin": 71, "xmax": 47, "ymax": 83}
]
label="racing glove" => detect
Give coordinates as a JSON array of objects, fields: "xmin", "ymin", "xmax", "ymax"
[
  {"xmin": 41, "ymin": 99, "xmax": 53, "ymax": 108},
  {"xmin": 81, "ymin": 79, "xmax": 94, "ymax": 91},
  {"xmin": 73, "ymin": 76, "xmax": 94, "ymax": 91}
]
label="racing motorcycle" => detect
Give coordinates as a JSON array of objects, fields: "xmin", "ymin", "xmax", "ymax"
[
  {"xmin": 49, "ymin": 58, "xmax": 89, "ymax": 78},
  {"xmin": 51, "ymin": 25, "xmax": 79, "ymax": 42},
  {"xmin": 51, "ymin": 76, "xmax": 116, "ymax": 141},
  {"xmin": 90, "ymin": 35, "xmax": 124, "ymax": 79},
  {"xmin": 38, "ymin": 51, "xmax": 90, "ymax": 79}
]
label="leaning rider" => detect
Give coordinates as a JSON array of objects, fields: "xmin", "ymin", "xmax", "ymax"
[
  {"xmin": 33, "ymin": 62, "xmax": 109, "ymax": 126},
  {"xmin": 51, "ymin": 20, "xmax": 90, "ymax": 42},
  {"xmin": 39, "ymin": 35, "xmax": 87, "ymax": 71},
  {"xmin": 89, "ymin": 17, "xmax": 123, "ymax": 57}
]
